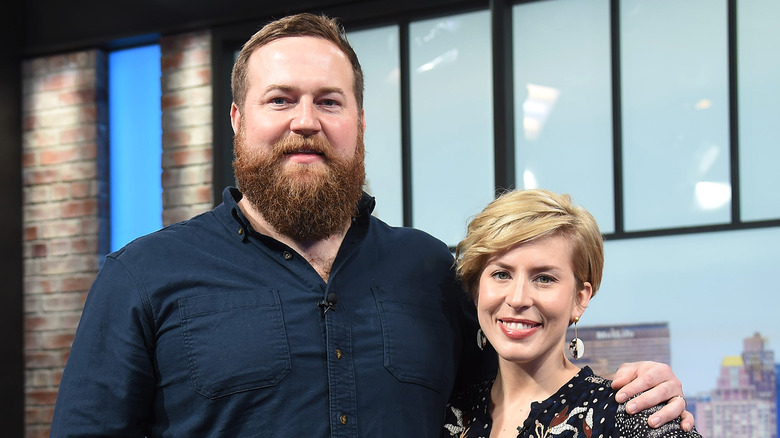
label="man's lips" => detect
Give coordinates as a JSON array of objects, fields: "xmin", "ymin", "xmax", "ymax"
[
  {"xmin": 282, "ymin": 148, "xmax": 326, "ymax": 164},
  {"xmin": 284, "ymin": 148, "xmax": 324, "ymax": 155}
]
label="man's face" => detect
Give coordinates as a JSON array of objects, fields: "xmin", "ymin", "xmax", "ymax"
[
  {"xmin": 231, "ymin": 36, "xmax": 364, "ymax": 173},
  {"xmin": 230, "ymin": 36, "xmax": 366, "ymax": 242}
]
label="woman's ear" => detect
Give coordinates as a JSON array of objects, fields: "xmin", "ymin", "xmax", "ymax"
[{"xmin": 573, "ymin": 282, "xmax": 593, "ymax": 320}]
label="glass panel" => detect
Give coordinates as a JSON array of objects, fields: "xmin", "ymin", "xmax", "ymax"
[
  {"xmin": 620, "ymin": 0, "xmax": 731, "ymax": 231},
  {"xmin": 738, "ymin": 0, "xmax": 780, "ymax": 222},
  {"xmin": 592, "ymin": 228, "xmax": 780, "ymax": 417},
  {"xmin": 513, "ymin": 0, "xmax": 615, "ymax": 233},
  {"xmin": 349, "ymin": 26, "xmax": 404, "ymax": 226},
  {"xmin": 109, "ymin": 45, "xmax": 162, "ymax": 251},
  {"xmin": 409, "ymin": 10, "xmax": 494, "ymax": 246}
]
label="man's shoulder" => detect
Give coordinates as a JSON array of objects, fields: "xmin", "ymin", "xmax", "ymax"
[{"xmin": 110, "ymin": 207, "xmax": 224, "ymax": 262}]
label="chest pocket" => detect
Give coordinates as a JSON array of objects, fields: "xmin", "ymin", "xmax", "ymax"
[
  {"xmin": 372, "ymin": 286, "xmax": 455, "ymax": 394},
  {"xmin": 179, "ymin": 290, "xmax": 290, "ymax": 399}
]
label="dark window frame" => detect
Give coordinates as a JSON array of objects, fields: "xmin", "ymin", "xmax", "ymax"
[{"xmin": 211, "ymin": 0, "xmax": 780, "ymax": 242}]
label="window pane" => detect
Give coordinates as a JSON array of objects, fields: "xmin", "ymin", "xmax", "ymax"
[
  {"xmin": 109, "ymin": 45, "xmax": 162, "ymax": 251},
  {"xmin": 349, "ymin": 26, "xmax": 404, "ymax": 226},
  {"xmin": 620, "ymin": 0, "xmax": 731, "ymax": 231},
  {"xmin": 513, "ymin": 0, "xmax": 614, "ymax": 233},
  {"xmin": 593, "ymin": 228, "xmax": 780, "ymax": 404},
  {"xmin": 738, "ymin": 0, "xmax": 780, "ymax": 222},
  {"xmin": 410, "ymin": 10, "xmax": 494, "ymax": 246}
]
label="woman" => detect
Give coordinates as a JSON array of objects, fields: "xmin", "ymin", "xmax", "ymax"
[{"xmin": 443, "ymin": 189, "xmax": 700, "ymax": 437}]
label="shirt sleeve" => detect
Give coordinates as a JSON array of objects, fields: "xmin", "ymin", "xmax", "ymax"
[
  {"xmin": 50, "ymin": 255, "xmax": 157, "ymax": 437},
  {"xmin": 616, "ymin": 400, "xmax": 703, "ymax": 437}
]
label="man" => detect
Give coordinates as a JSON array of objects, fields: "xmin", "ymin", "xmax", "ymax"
[{"xmin": 51, "ymin": 13, "xmax": 692, "ymax": 436}]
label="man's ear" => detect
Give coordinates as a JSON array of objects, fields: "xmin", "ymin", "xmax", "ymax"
[
  {"xmin": 360, "ymin": 108, "xmax": 366, "ymax": 132},
  {"xmin": 230, "ymin": 102, "xmax": 241, "ymax": 134}
]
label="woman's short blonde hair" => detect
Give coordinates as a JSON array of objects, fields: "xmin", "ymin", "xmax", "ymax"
[{"xmin": 455, "ymin": 189, "xmax": 604, "ymax": 300}]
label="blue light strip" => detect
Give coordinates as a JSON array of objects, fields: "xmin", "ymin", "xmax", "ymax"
[{"xmin": 108, "ymin": 45, "xmax": 162, "ymax": 251}]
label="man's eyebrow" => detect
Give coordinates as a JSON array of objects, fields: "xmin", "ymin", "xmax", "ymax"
[
  {"xmin": 264, "ymin": 84, "xmax": 296, "ymax": 94},
  {"xmin": 263, "ymin": 84, "xmax": 346, "ymax": 96}
]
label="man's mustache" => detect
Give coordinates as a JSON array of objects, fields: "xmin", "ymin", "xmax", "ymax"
[{"xmin": 273, "ymin": 135, "xmax": 332, "ymax": 159}]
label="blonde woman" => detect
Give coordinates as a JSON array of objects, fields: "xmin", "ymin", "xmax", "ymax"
[{"xmin": 443, "ymin": 189, "xmax": 700, "ymax": 438}]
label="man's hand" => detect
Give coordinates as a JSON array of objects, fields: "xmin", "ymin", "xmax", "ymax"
[{"xmin": 611, "ymin": 361, "xmax": 694, "ymax": 431}]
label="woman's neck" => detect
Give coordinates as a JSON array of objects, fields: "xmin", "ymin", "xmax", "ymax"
[{"xmin": 488, "ymin": 355, "xmax": 580, "ymax": 438}]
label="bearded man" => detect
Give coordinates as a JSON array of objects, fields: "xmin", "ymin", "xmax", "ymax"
[{"xmin": 51, "ymin": 13, "xmax": 693, "ymax": 437}]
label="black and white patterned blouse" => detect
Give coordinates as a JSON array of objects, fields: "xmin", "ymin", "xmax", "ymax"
[{"xmin": 442, "ymin": 366, "xmax": 701, "ymax": 438}]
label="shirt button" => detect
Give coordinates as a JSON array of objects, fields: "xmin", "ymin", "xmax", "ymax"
[
  {"xmin": 339, "ymin": 414, "xmax": 348, "ymax": 425},
  {"xmin": 237, "ymin": 228, "xmax": 244, "ymax": 235},
  {"xmin": 335, "ymin": 349, "xmax": 343, "ymax": 359},
  {"xmin": 282, "ymin": 251, "xmax": 293, "ymax": 260}
]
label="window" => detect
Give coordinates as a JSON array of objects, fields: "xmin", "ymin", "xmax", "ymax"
[{"xmin": 108, "ymin": 45, "xmax": 162, "ymax": 251}]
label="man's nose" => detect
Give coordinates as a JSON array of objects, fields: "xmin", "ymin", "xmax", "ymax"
[{"xmin": 290, "ymin": 100, "xmax": 321, "ymax": 136}]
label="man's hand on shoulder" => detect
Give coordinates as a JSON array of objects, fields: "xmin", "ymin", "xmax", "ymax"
[{"xmin": 611, "ymin": 361, "xmax": 694, "ymax": 431}]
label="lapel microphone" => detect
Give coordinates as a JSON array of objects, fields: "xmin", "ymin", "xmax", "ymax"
[{"xmin": 318, "ymin": 293, "xmax": 338, "ymax": 315}]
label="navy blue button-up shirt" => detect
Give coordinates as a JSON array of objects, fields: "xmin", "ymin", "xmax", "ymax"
[{"xmin": 51, "ymin": 187, "xmax": 488, "ymax": 437}]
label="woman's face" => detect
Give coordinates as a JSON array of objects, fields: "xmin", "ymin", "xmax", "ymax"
[{"xmin": 476, "ymin": 234, "xmax": 592, "ymax": 368}]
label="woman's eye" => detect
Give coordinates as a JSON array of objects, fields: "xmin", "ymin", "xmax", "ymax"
[
  {"xmin": 493, "ymin": 271, "xmax": 510, "ymax": 280},
  {"xmin": 536, "ymin": 275, "xmax": 553, "ymax": 284}
]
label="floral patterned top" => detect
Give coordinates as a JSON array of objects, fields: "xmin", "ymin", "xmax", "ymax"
[{"xmin": 442, "ymin": 367, "xmax": 701, "ymax": 438}]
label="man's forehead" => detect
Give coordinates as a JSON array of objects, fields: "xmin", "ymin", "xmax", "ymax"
[{"xmin": 250, "ymin": 36, "xmax": 347, "ymax": 62}]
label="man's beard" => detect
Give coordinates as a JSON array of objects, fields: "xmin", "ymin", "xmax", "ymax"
[{"xmin": 233, "ymin": 122, "xmax": 366, "ymax": 242}]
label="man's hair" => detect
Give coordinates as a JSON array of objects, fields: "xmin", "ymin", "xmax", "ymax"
[
  {"xmin": 231, "ymin": 13, "xmax": 365, "ymax": 112},
  {"xmin": 455, "ymin": 189, "xmax": 604, "ymax": 301}
]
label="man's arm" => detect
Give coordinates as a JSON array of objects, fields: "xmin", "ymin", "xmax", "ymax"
[
  {"xmin": 50, "ymin": 256, "xmax": 156, "ymax": 437},
  {"xmin": 611, "ymin": 361, "xmax": 694, "ymax": 431}
]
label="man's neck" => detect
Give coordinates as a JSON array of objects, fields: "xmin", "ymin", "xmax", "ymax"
[{"xmin": 238, "ymin": 198, "xmax": 350, "ymax": 282}]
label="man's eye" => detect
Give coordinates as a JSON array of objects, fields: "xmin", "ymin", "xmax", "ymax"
[
  {"xmin": 320, "ymin": 99, "xmax": 338, "ymax": 107},
  {"xmin": 270, "ymin": 97, "xmax": 287, "ymax": 105}
]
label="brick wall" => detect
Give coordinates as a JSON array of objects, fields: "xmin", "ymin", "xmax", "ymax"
[
  {"xmin": 22, "ymin": 50, "xmax": 109, "ymax": 438},
  {"xmin": 21, "ymin": 29, "xmax": 214, "ymax": 436},
  {"xmin": 160, "ymin": 30, "xmax": 214, "ymax": 225}
]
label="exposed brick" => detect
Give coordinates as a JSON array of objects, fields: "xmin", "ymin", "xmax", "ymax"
[
  {"xmin": 26, "ymin": 388, "xmax": 60, "ymax": 405},
  {"xmin": 162, "ymin": 146, "xmax": 212, "ymax": 167},
  {"xmin": 24, "ymin": 129, "xmax": 60, "ymax": 149},
  {"xmin": 69, "ymin": 236, "xmax": 99, "ymax": 255},
  {"xmin": 61, "ymin": 199, "xmax": 98, "ymax": 218},
  {"xmin": 40, "ymin": 146, "xmax": 80, "ymax": 165},
  {"xmin": 25, "ymin": 225, "xmax": 39, "ymax": 241},
  {"xmin": 31, "ymin": 243, "xmax": 48, "ymax": 258},
  {"xmin": 38, "ymin": 254, "xmax": 97, "ymax": 276},
  {"xmin": 25, "ymin": 352, "xmax": 65, "ymax": 370},
  {"xmin": 42, "ymin": 293, "xmax": 87, "ymax": 313},
  {"xmin": 161, "ymin": 164, "xmax": 212, "ymax": 188},
  {"xmin": 60, "ymin": 125, "xmax": 97, "ymax": 145},
  {"xmin": 42, "ymin": 332, "xmax": 76, "ymax": 350},
  {"xmin": 25, "ymin": 316, "xmax": 62, "ymax": 333},
  {"xmin": 24, "ymin": 277, "xmax": 54, "ymax": 295},
  {"xmin": 61, "ymin": 274, "xmax": 95, "ymax": 292},
  {"xmin": 70, "ymin": 180, "xmax": 95, "ymax": 198},
  {"xmin": 161, "ymin": 106, "xmax": 212, "ymax": 130},
  {"xmin": 161, "ymin": 68, "xmax": 211, "ymax": 93},
  {"xmin": 59, "ymin": 89, "xmax": 96, "ymax": 106},
  {"xmin": 25, "ymin": 332, "xmax": 43, "ymax": 352},
  {"xmin": 25, "ymin": 425, "xmax": 52, "ymax": 438},
  {"xmin": 22, "ymin": 151, "xmax": 37, "ymax": 167}
]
